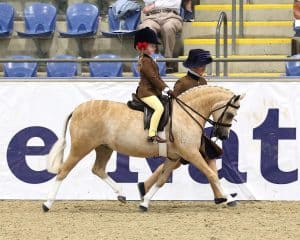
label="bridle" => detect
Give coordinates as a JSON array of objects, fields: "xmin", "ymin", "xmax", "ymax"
[
  {"xmin": 208, "ymin": 95, "xmax": 240, "ymax": 138},
  {"xmin": 209, "ymin": 95, "xmax": 240, "ymax": 127},
  {"xmin": 169, "ymin": 95, "xmax": 240, "ymax": 142}
]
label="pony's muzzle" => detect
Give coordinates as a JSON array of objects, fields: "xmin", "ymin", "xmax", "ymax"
[
  {"xmin": 219, "ymin": 134, "xmax": 228, "ymax": 140},
  {"xmin": 213, "ymin": 127, "xmax": 229, "ymax": 140}
]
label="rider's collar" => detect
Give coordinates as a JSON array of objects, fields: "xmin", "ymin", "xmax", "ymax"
[
  {"xmin": 187, "ymin": 70, "xmax": 201, "ymax": 81},
  {"xmin": 143, "ymin": 53, "xmax": 152, "ymax": 59}
]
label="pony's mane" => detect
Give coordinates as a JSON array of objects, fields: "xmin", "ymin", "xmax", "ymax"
[{"xmin": 178, "ymin": 85, "xmax": 234, "ymax": 100}]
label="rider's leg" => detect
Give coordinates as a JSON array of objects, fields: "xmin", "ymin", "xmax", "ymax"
[{"xmin": 140, "ymin": 95, "xmax": 165, "ymax": 142}]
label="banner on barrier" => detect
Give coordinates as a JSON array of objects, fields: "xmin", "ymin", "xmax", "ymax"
[{"xmin": 0, "ymin": 81, "xmax": 299, "ymax": 200}]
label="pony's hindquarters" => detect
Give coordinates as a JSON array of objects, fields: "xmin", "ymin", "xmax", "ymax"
[{"xmin": 46, "ymin": 113, "xmax": 72, "ymax": 174}]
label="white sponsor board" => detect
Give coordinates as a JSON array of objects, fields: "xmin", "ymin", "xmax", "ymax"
[{"xmin": 0, "ymin": 80, "xmax": 299, "ymax": 200}]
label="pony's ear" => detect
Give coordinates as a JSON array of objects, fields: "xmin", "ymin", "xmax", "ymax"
[
  {"xmin": 233, "ymin": 95, "xmax": 240, "ymax": 102},
  {"xmin": 233, "ymin": 93, "xmax": 246, "ymax": 102},
  {"xmin": 239, "ymin": 93, "xmax": 246, "ymax": 100}
]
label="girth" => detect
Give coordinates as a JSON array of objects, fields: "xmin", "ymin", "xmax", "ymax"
[{"xmin": 127, "ymin": 94, "xmax": 170, "ymax": 131}]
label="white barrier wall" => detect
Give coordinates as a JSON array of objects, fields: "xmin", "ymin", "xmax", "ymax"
[{"xmin": 0, "ymin": 79, "xmax": 299, "ymax": 200}]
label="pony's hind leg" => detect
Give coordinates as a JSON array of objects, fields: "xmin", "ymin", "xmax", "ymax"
[
  {"xmin": 43, "ymin": 144, "xmax": 94, "ymax": 212},
  {"xmin": 92, "ymin": 145, "xmax": 126, "ymax": 203}
]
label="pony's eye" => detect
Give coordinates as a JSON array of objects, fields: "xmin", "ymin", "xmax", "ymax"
[
  {"xmin": 226, "ymin": 112, "xmax": 234, "ymax": 119},
  {"xmin": 233, "ymin": 118, "xmax": 237, "ymax": 122}
]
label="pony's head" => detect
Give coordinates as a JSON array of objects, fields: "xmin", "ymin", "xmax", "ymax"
[{"xmin": 210, "ymin": 93, "xmax": 245, "ymax": 140}]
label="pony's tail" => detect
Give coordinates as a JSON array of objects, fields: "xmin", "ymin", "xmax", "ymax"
[{"xmin": 47, "ymin": 113, "xmax": 73, "ymax": 174}]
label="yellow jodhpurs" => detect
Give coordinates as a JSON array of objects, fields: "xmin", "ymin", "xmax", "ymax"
[{"xmin": 140, "ymin": 95, "xmax": 164, "ymax": 137}]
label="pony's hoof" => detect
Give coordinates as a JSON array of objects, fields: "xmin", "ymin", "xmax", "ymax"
[
  {"xmin": 117, "ymin": 195, "xmax": 126, "ymax": 204},
  {"xmin": 42, "ymin": 203, "xmax": 49, "ymax": 212},
  {"xmin": 139, "ymin": 205, "xmax": 148, "ymax": 212},
  {"xmin": 227, "ymin": 200, "xmax": 238, "ymax": 207}
]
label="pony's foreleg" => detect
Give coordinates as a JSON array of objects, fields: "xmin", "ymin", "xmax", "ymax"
[
  {"xmin": 187, "ymin": 151, "xmax": 236, "ymax": 206},
  {"xmin": 92, "ymin": 146, "xmax": 126, "ymax": 203},
  {"xmin": 207, "ymin": 159, "xmax": 237, "ymax": 205},
  {"xmin": 139, "ymin": 159, "xmax": 177, "ymax": 211}
]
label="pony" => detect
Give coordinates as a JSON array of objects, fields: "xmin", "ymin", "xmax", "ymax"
[{"xmin": 43, "ymin": 85, "xmax": 244, "ymax": 212}]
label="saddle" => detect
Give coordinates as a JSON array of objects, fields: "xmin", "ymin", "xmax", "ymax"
[{"xmin": 127, "ymin": 93, "xmax": 171, "ymax": 131}]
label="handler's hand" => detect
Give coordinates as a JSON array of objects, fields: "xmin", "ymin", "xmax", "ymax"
[
  {"xmin": 167, "ymin": 90, "xmax": 175, "ymax": 98},
  {"xmin": 143, "ymin": 3, "xmax": 155, "ymax": 14}
]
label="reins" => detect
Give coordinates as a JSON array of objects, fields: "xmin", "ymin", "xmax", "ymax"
[{"xmin": 168, "ymin": 94, "xmax": 240, "ymax": 142}]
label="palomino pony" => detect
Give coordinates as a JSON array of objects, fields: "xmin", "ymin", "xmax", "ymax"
[{"xmin": 43, "ymin": 85, "xmax": 244, "ymax": 212}]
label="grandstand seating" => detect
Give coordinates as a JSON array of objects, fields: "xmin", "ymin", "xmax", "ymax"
[
  {"xmin": 4, "ymin": 55, "xmax": 38, "ymax": 77},
  {"xmin": 47, "ymin": 55, "xmax": 77, "ymax": 77},
  {"xmin": 17, "ymin": 3, "xmax": 56, "ymax": 38},
  {"xmin": 132, "ymin": 53, "xmax": 166, "ymax": 77},
  {"xmin": 180, "ymin": 1, "xmax": 293, "ymax": 76},
  {"xmin": 59, "ymin": 3, "xmax": 99, "ymax": 37},
  {"xmin": 102, "ymin": 7, "xmax": 141, "ymax": 37},
  {"xmin": 89, "ymin": 53, "xmax": 123, "ymax": 77},
  {"xmin": 0, "ymin": 0, "xmax": 295, "ymax": 77},
  {"xmin": 0, "ymin": 3, "xmax": 14, "ymax": 37}
]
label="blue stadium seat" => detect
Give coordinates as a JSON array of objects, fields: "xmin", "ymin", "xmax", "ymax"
[
  {"xmin": 132, "ymin": 53, "xmax": 166, "ymax": 77},
  {"xmin": 47, "ymin": 55, "xmax": 77, "ymax": 77},
  {"xmin": 0, "ymin": 3, "xmax": 14, "ymax": 37},
  {"xmin": 102, "ymin": 7, "xmax": 140, "ymax": 37},
  {"xmin": 17, "ymin": 3, "xmax": 56, "ymax": 37},
  {"xmin": 89, "ymin": 54, "xmax": 123, "ymax": 77},
  {"xmin": 286, "ymin": 54, "xmax": 300, "ymax": 76},
  {"xmin": 4, "ymin": 55, "xmax": 38, "ymax": 77},
  {"xmin": 59, "ymin": 3, "xmax": 99, "ymax": 37}
]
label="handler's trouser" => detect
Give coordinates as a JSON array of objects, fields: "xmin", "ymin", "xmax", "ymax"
[
  {"xmin": 140, "ymin": 95, "xmax": 164, "ymax": 137},
  {"xmin": 138, "ymin": 12, "xmax": 183, "ymax": 58}
]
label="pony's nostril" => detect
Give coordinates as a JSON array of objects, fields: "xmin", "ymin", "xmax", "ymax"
[{"xmin": 220, "ymin": 135, "xmax": 227, "ymax": 140}]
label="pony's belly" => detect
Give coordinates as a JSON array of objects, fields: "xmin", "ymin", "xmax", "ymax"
[{"xmin": 109, "ymin": 142, "xmax": 160, "ymax": 158}]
